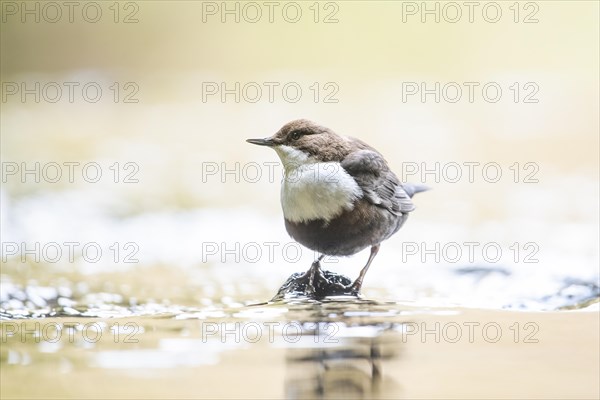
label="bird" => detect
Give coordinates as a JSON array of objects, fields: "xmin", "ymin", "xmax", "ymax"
[{"xmin": 247, "ymin": 119, "xmax": 428, "ymax": 294}]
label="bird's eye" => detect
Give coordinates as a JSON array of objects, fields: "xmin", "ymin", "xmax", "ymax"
[{"xmin": 291, "ymin": 131, "xmax": 302, "ymax": 140}]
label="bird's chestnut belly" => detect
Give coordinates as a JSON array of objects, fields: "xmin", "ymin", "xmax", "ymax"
[{"xmin": 284, "ymin": 199, "xmax": 407, "ymax": 256}]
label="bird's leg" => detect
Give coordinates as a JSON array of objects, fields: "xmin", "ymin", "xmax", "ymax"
[
  {"xmin": 349, "ymin": 245, "xmax": 380, "ymax": 293},
  {"xmin": 298, "ymin": 254, "xmax": 325, "ymax": 291}
]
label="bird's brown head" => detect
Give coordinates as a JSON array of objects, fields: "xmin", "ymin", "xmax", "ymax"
[{"xmin": 246, "ymin": 119, "xmax": 352, "ymax": 164}]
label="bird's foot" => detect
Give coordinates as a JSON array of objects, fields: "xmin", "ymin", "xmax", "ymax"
[
  {"xmin": 296, "ymin": 259, "xmax": 323, "ymax": 295},
  {"xmin": 343, "ymin": 279, "xmax": 363, "ymax": 296}
]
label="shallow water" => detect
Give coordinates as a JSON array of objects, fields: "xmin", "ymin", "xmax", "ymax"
[
  {"xmin": 1, "ymin": 260, "xmax": 599, "ymax": 398},
  {"xmin": 2, "ymin": 296, "xmax": 599, "ymax": 399}
]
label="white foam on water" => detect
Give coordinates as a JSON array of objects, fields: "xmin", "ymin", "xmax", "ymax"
[{"xmin": 1, "ymin": 173, "xmax": 598, "ymax": 311}]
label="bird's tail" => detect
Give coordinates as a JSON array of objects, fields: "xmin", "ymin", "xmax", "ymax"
[{"xmin": 403, "ymin": 183, "xmax": 431, "ymax": 198}]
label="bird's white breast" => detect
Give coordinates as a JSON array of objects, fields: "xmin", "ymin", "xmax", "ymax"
[{"xmin": 273, "ymin": 145, "xmax": 362, "ymax": 223}]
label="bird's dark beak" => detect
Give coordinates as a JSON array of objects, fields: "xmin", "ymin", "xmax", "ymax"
[{"xmin": 246, "ymin": 137, "xmax": 275, "ymax": 147}]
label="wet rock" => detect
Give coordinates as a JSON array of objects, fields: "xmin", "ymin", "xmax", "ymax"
[
  {"xmin": 272, "ymin": 269, "xmax": 358, "ymax": 301},
  {"xmin": 548, "ymin": 279, "xmax": 600, "ymax": 310}
]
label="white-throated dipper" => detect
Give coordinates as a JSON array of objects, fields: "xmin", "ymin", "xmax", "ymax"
[{"xmin": 247, "ymin": 119, "xmax": 428, "ymax": 294}]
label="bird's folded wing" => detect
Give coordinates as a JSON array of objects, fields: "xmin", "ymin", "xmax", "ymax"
[{"xmin": 341, "ymin": 149, "xmax": 415, "ymax": 215}]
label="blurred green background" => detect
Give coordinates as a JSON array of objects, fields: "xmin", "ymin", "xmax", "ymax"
[
  {"xmin": 1, "ymin": 1, "xmax": 598, "ymax": 306},
  {"xmin": 2, "ymin": 1, "xmax": 598, "ymax": 212}
]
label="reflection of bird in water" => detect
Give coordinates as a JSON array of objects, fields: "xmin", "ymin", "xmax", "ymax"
[
  {"xmin": 248, "ymin": 119, "xmax": 428, "ymax": 295},
  {"xmin": 284, "ymin": 333, "xmax": 400, "ymax": 399}
]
